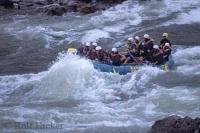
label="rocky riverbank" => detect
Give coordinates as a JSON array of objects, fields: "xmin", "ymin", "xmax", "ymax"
[
  {"xmin": 0, "ymin": 0, "xmax": 126, "ymax": 16},
  {"xmin": 150, "ymin": 116, "xmax": 200, "ymax": 133}
]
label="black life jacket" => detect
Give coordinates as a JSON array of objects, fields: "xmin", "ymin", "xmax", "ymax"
[{"xmin": 160, "ymin": 38, "xmax": 171, "ymax": 48}]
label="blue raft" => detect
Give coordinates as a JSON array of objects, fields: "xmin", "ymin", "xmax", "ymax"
[
  {"xmin": 66, "ymin": 48, "xmax": 174, "ymax": 75},
  {"xmin": 93, "ymin": 56, "xmax": 174, "ymax": 75}
]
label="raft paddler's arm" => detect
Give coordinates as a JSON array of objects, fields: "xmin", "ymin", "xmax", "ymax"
[
  {"xmin": 119, "ymin": 51, "xmax": 127, "ymax": 55},
  {"xmin": 163, "ymin": 55, "xmax": 167, "ymax": 58}
]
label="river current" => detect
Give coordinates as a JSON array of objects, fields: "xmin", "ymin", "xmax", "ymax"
[{"xmin": 0, "ymin": 0, "xmax": 200, "ymax": 132}]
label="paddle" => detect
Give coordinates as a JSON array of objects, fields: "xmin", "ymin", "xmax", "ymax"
[
  {"xmin": 127, "ymin": 49, "xmax": 140, "ymax": 64},
  {"xmin": 147, "ymin": 50, "xmax": 154, "ymax": 63}
]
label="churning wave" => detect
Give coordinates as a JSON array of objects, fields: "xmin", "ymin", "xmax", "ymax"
[
  {"xmin": 0, "ymin": 46, "xmax": 200, "ymax": 132},
  {"xmin": 0, "ymin": 0, "xmax": 200, "ymax": 132},
  {"xmin": 1, "ymin": 0, "xmax": 200, "ymax": 49}
]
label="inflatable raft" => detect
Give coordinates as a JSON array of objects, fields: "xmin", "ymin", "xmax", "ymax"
[
  {"xmin": 67, "ymin": 48, "xmax": 174, "ymax": 75},
  {"xmin": 93, "ymin": 57, "xmax": 174, "ymax": 75}
]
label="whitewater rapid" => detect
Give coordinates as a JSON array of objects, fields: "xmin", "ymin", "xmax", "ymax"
[
  {"xmin": 0, "ymin": 0, "xmax": 200, "ymax": 132},
  {"xmin": 1, "ymin": 0, "xmax": 200, "ymax": 49},
  {"xmin": 0, "ymin": 46, "xmax": 200, "ymax": 132}
]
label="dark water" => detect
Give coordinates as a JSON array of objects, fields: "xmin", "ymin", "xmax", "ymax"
[{"xmin": 0, "ymin": 0, "xmax": 200, "ymax": 132}]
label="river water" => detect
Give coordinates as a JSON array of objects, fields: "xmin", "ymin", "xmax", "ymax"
[{"xmin": 0, "ymin": 0, "xmax": 200, "ymax": 132}]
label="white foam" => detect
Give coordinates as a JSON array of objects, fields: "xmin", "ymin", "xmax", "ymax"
[
  {"xmin": 26, "ymin": 54, "xmax": 97, "ymax": 101},
  {"xmin": 81, "ymin": 29, "xmax": 110, "ymax": 43},
  {"xmin": 103, "ymin": 24, "xmax": 126, "ymax": 33},
  {"xmin": 90, "ymin": 1, "xmax": 142, "ymax": 25},
  {"xmin": 0, "ymin": 50, "xmax": 199, "ymax": 131},
  {"xmin": 173, "ymin": 46, "xmax": 200, "ymax": 65},
  {"xmin": 163, "ymin": 0, "xmax": 200, "ymax": 13},
  {"xmin": 165, "ymin": 7, "xmax": 200, "ymax": 25},
  {"xmin": 88, "ymin": 1, "xmax": 142, "ymax": 37}
]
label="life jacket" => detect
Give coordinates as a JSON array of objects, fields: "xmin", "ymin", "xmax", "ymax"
[
  {"xmin": 127, "ymin": 49, "xmax": 140, "ymax": 58},
  {"xmin": 142, "ymin": 39, "xmax": 154, "ymax": 61},
  {"xmin": 143, "ymin": 39, "xmax": 154, "ymax": 51},
  {"xmin": 134, "ymin": 40, "xmax": 142, "ymax": 50},
  {"xmin": 88, "ymin": 49, "xmax": 97, "ymax": 60},
  {"xmin": 102, "ymin": 50, "xmax": 110, "ymax": 63},
  {"xmin": 110, "ymin": 52, "xmax": 122, "ymax": 66},
  {"xmin": 125, "ymin": 42, "xmax": 135, "ymax": 50},
  {"xmin": 152, "ymin": 49, "xmax": 163, "ymax": 64},
  {"xmin": 97, "ymin": 50, "xmax": 105, "ymax": 61},
  {"xmin": 162, "ymin": 46, "xmax": 172, "ymax": 60},
  {"xmin": 77, "ymin": 46, "xmax": 84, "ymax": 56},
  {"xmin": 82, "ymin": 47, "xmax": 90, "ymax": 56},
  {"xmin": 129, "ymin": 43, "xmax": 136, "ymax": 50},
  {"xmin": 160, "ymin": 38, "xmax": 171, "ymax": 48}
]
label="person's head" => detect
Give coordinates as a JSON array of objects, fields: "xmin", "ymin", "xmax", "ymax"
[
  {"xmin": 153, "ymin": 45, "xmax": 159, "ymax": 50},
  {"xmin": 134, "ymin": 36, "xmax": 140, "ymax": 43},
  {"xmin": 85, "ymin": 42, "xmax": 91, "ymax": 50},
  {"xmin": 95, "ymin": 46, "xmax": 102, "ymax": 51},
  {"xmin": 165, "ymin": 42, "xmax": 170, "ymax": 47},
  {"xmin": 92, "ymin": 42, "xmax": 98, "ymax": 48},
  {"xmin": 111, "ymin": 47, "xmax": 118, "ymax": 53},
  {"xmin": 162, "ymin": 33, "xmax": 168, "ymax": 38},
  {"xmin": 85, "ymin": 42, "xmax": 90, "ymax": 47},
  {"xmin": 91, "ymin": 42, "xmax": 98, "ymax": 49},
  {"xmin": 127, "ymin": 37, "xmax": 133, "ymax": 43},
  {"xmin": 144, "ymin": 34, "xmax": 150, "ymax": 41}
]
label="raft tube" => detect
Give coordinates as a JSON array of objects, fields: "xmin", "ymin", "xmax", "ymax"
[
  {"xmin": 93, "ymin": 56, "xmax": 174, "ymax": 75},
  {"xmin": 66, "ymin": 48, "xmax": 174, "ymax": 75}
]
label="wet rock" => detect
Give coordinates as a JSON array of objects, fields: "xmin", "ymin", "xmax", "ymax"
[
  {"xmin": 0, "ymin": 0, "xmax": 126, "ymax": 15},
  {"xmin": 35, "ymin": 1, "xmax": 46, "ymax": 5},
  {"xmin": 150, "ymin": 115, "xmax": 200, "ymax": 133},
  {"xmin": 66, "ymin": 0, "xmax": 80, "ymax": 12},
  {"xmin": 77, "ymin": 3, "xmax": 97, "ymax": 14},
  {"xmin": 0, "ymin": 0, "xmax": 14, "ymax": 8},
  {"xmin": 36, "ymin": 3, "xmax": 66, "ymax": 16}
]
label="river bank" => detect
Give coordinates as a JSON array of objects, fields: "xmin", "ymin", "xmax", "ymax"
[{"xmin": 0, "ymin": 0, "xmax": 126, "ymax": 16}]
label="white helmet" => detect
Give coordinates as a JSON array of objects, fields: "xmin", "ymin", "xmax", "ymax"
[
  {"xmin": 111, "ymin": 48, "xmax": 117, "ymax": 52},
  {"xmin": 85, "ymin": 42, "xmax": 90, "ymax": 47},
  {"xmin": 128, "ymin": 37, "xmax": 133, "ymax": 41},
  {"xmin": 165, "ymin": 43, "xmax": 170, "ymax": 47},
  {"xmin": 153, "ymin": 45, "xmax": 159, "ymax": 49},
  {"xmin": 92, "ymin": 42, "xmax": 98, "ymax": 46},
  {"xmin": 135, "ymin": 36, "xmax": 140, "ymax": 41},
  {"xmin": 144, "ymin": 34, "xmax": 150, "ymax": 39},
  {"xmin": 95, "ymin": 46, "xmax": 102, "ymax": 51},
  {"xmin": 163, "ymin": 33, "xmax": 168, "ymax": 37}
]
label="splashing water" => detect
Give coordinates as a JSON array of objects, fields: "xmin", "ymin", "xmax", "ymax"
[
  {"xmin": 0, "ymin": 0, "xmax": 200, "ymax": 132},
  {"xmin": 0, "ymin": 46, "xmax": 200, "ymax": 132}
]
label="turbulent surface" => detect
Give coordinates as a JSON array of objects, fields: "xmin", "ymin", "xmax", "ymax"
[{"xmin": 0, "ymin": 0, "xmax": 200, "ymax": 132}]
